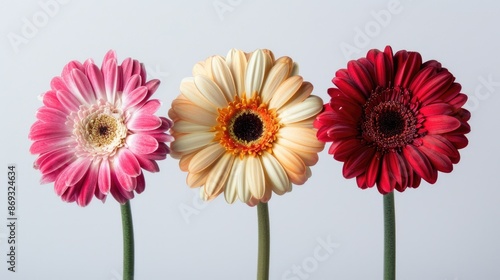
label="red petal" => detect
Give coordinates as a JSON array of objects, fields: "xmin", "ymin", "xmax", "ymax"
[
  {"xmin": 425, "ymin": 115, "xmax": 461, "ymax": 134},
  {"xmin": 342, "ymin": 147, "xmax": 375, "ymax": 178},
  {"xmin": 418, "ymin": 145, "xmax": 453, "ymax": 173},
  {"xmin": 347, "ymin": 60, "xmax": 374, "ymax": 95},
  {"xmin": 365, "ymin": 152, "xmax": 382, "ymax": 188},
  {"xmin": 403, "ymin": 145, "xmax": 437, "ymax": 184},
  {"xmin": 395, "ymin": 52, "xmax": 422, "ymax": 88},
  {"xmin": 419, "ymin": 103, "xmax": 453, "ymax": 116},
  {"xmin": 332, "ymin": 77, "xmax": 367, "ymax": 105}
]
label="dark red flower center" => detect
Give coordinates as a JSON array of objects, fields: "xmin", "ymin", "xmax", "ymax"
[{"xmin": 361, "ymin": 87, "xmax": 419, "ymax": 153}]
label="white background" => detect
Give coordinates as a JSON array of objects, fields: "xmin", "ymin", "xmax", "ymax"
[{"xmin": 1, "ymin": 0, "xmax": 499, "ymax": 279}]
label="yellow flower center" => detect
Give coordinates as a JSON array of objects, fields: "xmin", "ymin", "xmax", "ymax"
[
  {"xmin": 86, "ymin": 114, "xmax": 121, "ymax": 147},
  {"xmin": 214, "ymin": 93, "xmax": 280, "ymax": 158}
]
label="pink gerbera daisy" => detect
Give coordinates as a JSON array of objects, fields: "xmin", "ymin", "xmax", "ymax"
[
  {"xmin": 29, "ymin": 50, "xmax": 173, "ymax": 206},
  {"xmin": 314, "ymin": 46, "xmax": 471, "ymax": 194}
]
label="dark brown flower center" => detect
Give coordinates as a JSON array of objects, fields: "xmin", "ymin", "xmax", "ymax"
[
  {"xmin": 230, "ymin": 112, "xmax": 264, "ymax": 142},
  {"xmin": 361, "ymin": 87, "xmax": 419, "ymax": 153}
]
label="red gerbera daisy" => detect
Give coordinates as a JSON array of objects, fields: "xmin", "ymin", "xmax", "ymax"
[{"xmin": 314, "ymin": 46, "xmax": 471, "ymax": 194}]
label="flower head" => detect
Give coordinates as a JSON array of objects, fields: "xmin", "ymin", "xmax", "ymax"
[
  {"xmin": 29, "ymin": 50, "xmax": 173, "ymax": 206},
  {"xmin": 169, "ymin": 49, "xmax": 324, "ymax": 205},
  {"xmin": 314, "ymin": 46, "xmax": 470, "ymax": 194}
]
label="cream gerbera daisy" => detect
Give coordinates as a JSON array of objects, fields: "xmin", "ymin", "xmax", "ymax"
[{"xmin": 169, "ymin": 49, "xmax": 324, "ymax": 205}]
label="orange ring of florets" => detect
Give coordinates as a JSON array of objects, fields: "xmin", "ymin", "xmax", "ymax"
[{"xmin": 213, "ymin": 93, "xmax": 280, "ymax": 158}]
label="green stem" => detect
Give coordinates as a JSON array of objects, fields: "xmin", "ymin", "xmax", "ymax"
[
  {"xmin": 384, "ymin": 192, "xmax": 396, "ymax": 280},
  {"xmin": 257, "ymin": 202, "xmax": 270, "ymax": 280},
  {"xmin": 121, "ymin": 201, "xmax": 135, "ymax": 280}
]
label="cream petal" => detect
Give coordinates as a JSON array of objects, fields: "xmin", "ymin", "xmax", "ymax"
[
  {"xmin": 277, "ymin": 127, "xmax": 325, "ymax": 153},
  {"xmin": 268, "ymin": 76, "xmax": 304, "ymax": 110},
  {"xmin": 194, "ymin": 75, "xmax": 228, "ymax": 108},
  {"xmin": 171, "ymin": 100, "xmax": 217, "ymax": 127},
  {"xmin": 260, "ymin": 152, "xmax": 290, "ymax": 195},
  {"xmin": 236, "ymin": 157, "xmax": 251, "ymax": 203},
  {"xmin": 179, "ymin": 151, "xmax": 197, "ymax": 171},
  {"xmin": 245, "ymin": 49, "xmax": 271, "ymax": 96},
  {"xmin": 272, "ymin": 143, "xmax": 307, "ymax": 185},
  {"xmin": 188, "ymin": 143, "xmax": 226, "ymax": 173},
  {"xmin": 211, "ymin": 55, "xmax": 236, "ymax": 101},
  {"xmin": 279, "ymin": 95, "xmax": 323, "ymax": 124},
  {"xmin": 290, "ymin": 62, "xmax": 299, "ymax": 77},
  {"xmin": 224, "ymin": 157, "xmax": 243, "ymax": 204},
  {"xmin": 187, "ymin": 169, "xmax": 209, "ymax": 188},
  {"xmin": 204, "ymin": 153, "xmax": 234, "ymax": 200},
  {"xmin": 226, "ymin": 49, "xmax": 247, "ymax": 97},
  {"xmin": 246, "ymin": 156, "xmax": 265, "ymax": 199},
  {"xmin": 173, "ymin": 120, "xmax": 212, "ymax": 133},
  {"xmin": 171, "ymin": 132, "xmax": 214, "ymax": 154},
  {"xmin": 277, "ymin": 82, "xmax": 313, "ymax": 114},
  {"xmin": 180, "ymin": 78, "xmax": 215, "ymax": 111},
  {"xmin": 261, "ymin": 57, "xmax": 293, "ymax": 104},
  {"xmin": 192, "ymin": 61, "xmax": 208, "ymax": 77}
]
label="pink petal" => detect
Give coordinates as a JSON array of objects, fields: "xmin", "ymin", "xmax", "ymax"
[
  {"xmin": 77, "ymin": 163, "xmax": 99, "ymax": 206},
  {"xmin": 56, "ymin": 90, "xmax": 81, "ymax": 112},
  {"xmin": 41, "ymin": 90, "xmax": 68, "ymax": 113},
  {"xmin": 70, "ymin": 69, "xmax": 96, "ymax": 104},
  {"xmin": 137, "ymin": 99, "xmax": 161, "ymax": 115},
  {"xmin": 142, "ymin": 143, "xmax": 169, "ymax": 160},
  {"xmin": 127, "ymin": 114, "xmax": 162, "ymax": 131},
  {"xmin": 86, "ymin": 63, "xmax": 106, "ymax": 100},
  {"xmin": 135, "ymin": 172, "xmax": 146, "ymax": 194},
  {"xmin": 98, "ymin": 159, "xmax": 111, "ymax": 195},
  {"xmin": 102, "ymin": 58, "xmax": 118, "ymax": 103},
  {"xmin": 114, "ymin": 166, "xmax": 137, "ymax": 192},
  {"xmin": 36, "ymin": 107, "xmax": 67, "ymax": 123},
  {"xmin": 126, "ymin": 134, "xmax": 158, "ymax": 154},
  {"xmin": 101, "ymin": 50, "xmax": 116, "ymax": 68},
  {"xmin": 117, "ymin": 148, "xmax": 141, "ymax": 177},
  {"xmin": 122, "ymin": 86, "xmax": 148, "ymax": 109},
  {"xmin": 50, "ymin": 76, "xmax": 70, "ymax": 92},
  {"xmin": 65, "ymin": 158, "xmax": 92, "ymax": 186},
  {"xmin": 109, "ymin": 171, "xmax": 134, "ymax": 204},
  {"xmin": 30, "ymin": 137, "xmax": 72, "ymax": 154},
  {"xmin": 135, "ymin": 155, "xmax": 160, "ymax": 172},
  {"xmin": 38, "ymin": 150, "xmax": 75, "ymax": 174},
  {"xmin": 29, "ymin": 121, "xmax": 70, "ymax": 141}
]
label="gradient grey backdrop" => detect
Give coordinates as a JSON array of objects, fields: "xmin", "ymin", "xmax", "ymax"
[{"xmin": 1, "ymin": 0, "xmax": 499, "ymax": 279}]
